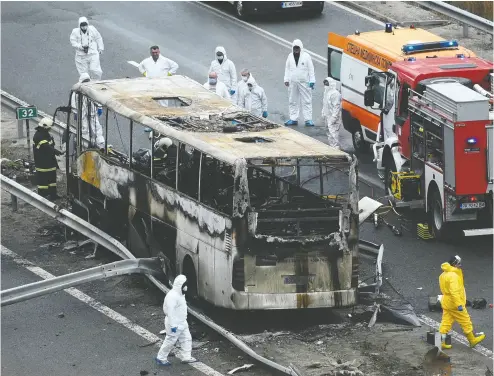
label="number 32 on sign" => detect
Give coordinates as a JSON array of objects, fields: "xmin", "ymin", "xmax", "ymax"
[{"xmin": 16, "ymin": 106, "xmax": 38, "ymax": 120}]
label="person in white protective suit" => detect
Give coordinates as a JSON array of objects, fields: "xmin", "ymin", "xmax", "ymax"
[
  {"xmin": 322, "ymin": 77, "xmax": 342, "ymax": 150},
  {"xmin": 155, "ymin": 275, "xmax": 197, "ymax": 366},
  {"xmin": 283, "ymin": 39, "xmax": 315, "ymax": 127},
  {"xmin": 209, "ymin": 46, "xmax": 237, "ymax": 103},
  {"xmin": 70, "ymin": 17, "xmax": 104, "ymax": 80},
  {"xmin": 203, "ymin": 72, "xmax": 230, "ymax": 100},
  {"xmin": 240, "ymin": 76, "xmax": 268, "ymax": 118},
  {"xmin": 237, "ymin": 69, "xmax": 253, "ymax": 107},
  {"xmin": 71, "ymin": 73, "xmax": 105, "ymax": 149},
  {"xmin": 138, "ymin": 45, "xmax": 179, "ymax": 78}
]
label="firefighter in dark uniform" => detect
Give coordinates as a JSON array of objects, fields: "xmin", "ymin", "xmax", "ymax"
[{"xmin": 33, "ymin": 117, "xmax": 64, "ymax": 199}]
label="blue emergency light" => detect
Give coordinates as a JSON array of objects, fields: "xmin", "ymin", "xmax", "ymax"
[
  {"xmin": 402, "ymin": 40, "xmax": 459, "ymax": 55},
  {"xmin": 466, "ymin": 137, "xmax": 477, "ymax": 145},
  {"xmin": 385, "ymin": 23, "xmax": 393, "ymax": 33},
  {"xmin": 407, "ymin": 57, "xmax": 416, "ymax": 62}
]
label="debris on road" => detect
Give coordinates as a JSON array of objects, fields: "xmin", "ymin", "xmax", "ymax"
[
  {"xmin": 140, "ymin": 370, "xmax": 149, "ymax": 376},
  {"xmin": 192, "ymin": 340, "xmax": 209, "ymax": 350},
  {"xmin": 306, "ymin": 362, "xmax": 322, "ymax": 368},
  {"xmin": 58, "ymin": 312, "xmax": 65, "ymax": 318},
  {"xmin": 472, "ymin": 298, "xmax": 488, "ymax": 309},
  {"xmin": 227, "ymin": 364, "xmax": 254, "ymax": 374}
]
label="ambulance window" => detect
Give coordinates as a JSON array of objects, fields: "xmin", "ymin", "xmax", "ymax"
[{"xmin": 328, "ymin": 49, "xmax": 342, "ymax": 81}]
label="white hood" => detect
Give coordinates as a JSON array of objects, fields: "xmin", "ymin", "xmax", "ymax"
[
  {"xmin": 78, "ymin": 16, "xmax": 88, "ymax": 27},
  {"xmin": 215, "ymin": 46, "xmax": 227, "ymax": 61},
  {"xmin": 246, "ymin": 75, "xmax": 257, "ymax": 89},
  {"xmin": 172, "ymin": 274, "xmax": 187, "ymax": 295},
  {"xmin": 325, "ymin": 76, "xmax": 338, "ymax": 91},
  {"xmin": 292, "ymin": 39, "xmax": 304, "ymax": 52}
]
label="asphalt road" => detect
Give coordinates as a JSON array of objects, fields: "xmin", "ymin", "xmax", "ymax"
[
  {"xmin": 1, "ymin": 0, "xmax": 492, "ymax": 351},
  {"xmin": 1, "ymin": 254, "xmax": 202, "ymax": 376}
]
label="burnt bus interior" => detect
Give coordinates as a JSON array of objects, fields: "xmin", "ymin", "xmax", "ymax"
[{"xmin": 67, "ymin": 90, "xmax": 355, "ymax": 295}]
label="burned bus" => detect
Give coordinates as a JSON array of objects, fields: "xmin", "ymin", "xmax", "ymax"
[{"xmin": 63, "ymin": 75, "xmax": 359, "ymax": 310}]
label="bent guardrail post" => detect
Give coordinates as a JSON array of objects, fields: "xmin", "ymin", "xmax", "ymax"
[
  {"xmin": 0, "ymin": 174, "xmax": 301, "ymax": 376},
  {"xmin": 1, "ymin": 258, "xmax": 162, "ymax": 307}
]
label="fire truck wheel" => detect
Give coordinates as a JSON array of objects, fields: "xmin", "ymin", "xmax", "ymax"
[{"xmin": 429, "ymin": 189, "xmax": 445, "ymax": 239}]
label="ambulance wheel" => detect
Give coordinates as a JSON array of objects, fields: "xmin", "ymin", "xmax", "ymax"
[
  {"xmin": 429, "ymin": 189, "xmax": 445, "ymax": 239},
  {"xmin": 352, "ymin": 128, "xmax": 367, "ymax": 153}
]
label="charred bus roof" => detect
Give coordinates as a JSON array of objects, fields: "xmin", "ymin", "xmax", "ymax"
[{"xmin": 72, "ymin": 76, "xmax": 349, "ymax": 164}]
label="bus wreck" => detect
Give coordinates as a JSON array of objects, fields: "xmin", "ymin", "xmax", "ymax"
[{"xmin": 64, "ymin": 75, "xmax": 359, "ymax": 310}]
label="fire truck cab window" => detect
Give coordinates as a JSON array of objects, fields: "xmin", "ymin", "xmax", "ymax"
[
  {"xmin": 328, "ymin": 49, "xmax": 342, "ymax": 81},
  {"xmin": 399, "ymin": 83, "xmax": 411, "ymax": 117}
]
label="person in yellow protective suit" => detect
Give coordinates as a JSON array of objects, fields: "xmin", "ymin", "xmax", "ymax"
[{"xmin": 439, "ymin": 255, "xmax": 485, "ymax": 349}]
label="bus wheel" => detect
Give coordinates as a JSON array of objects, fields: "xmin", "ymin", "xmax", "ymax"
[
  {"xmin": 182, "ymin": 256, "xmax": 198, "ymax": 299},
  {"xmin": 352, "ymin": 128, "xmax": 367, "ymax": 153}
]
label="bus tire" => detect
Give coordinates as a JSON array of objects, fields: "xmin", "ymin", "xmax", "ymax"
[{"xmin": 182, "ymin": 256, "xmax": 198, "ymax": 299}]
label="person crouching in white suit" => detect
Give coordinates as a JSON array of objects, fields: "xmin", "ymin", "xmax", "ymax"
[
  {"xmin": 284, "ymin": 39, "xmax": 315, "ymax": 127},
  {"xmin": 322, "ymin": 77, "xmax": 342, "ymax": 150},
  {"xmin": 203, "ymin": 72, "xmax": 230, "ymax": 100},
  {"xmin": 70, "ymin": 16, "xmax": 104, "ymax": 80},
  {"xmin": 240, "ymin": 76, "xmax": 268, "ymax": 118},
  {"xmin": 155, "ymin": 275, "xmax": 197, "ymax": 366}
]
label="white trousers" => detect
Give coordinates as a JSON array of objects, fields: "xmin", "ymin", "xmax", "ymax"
[
  {"xmin": 81, "ymin": 115, "xmax": 105, "ymax": 149},
  {"xmin": 75, "ymin": 53, "xmax": 102, "ymax": 80},
  {"xmin": 325, "ymin": 117, "xmax": 341, "ymax": 149},
  {"xmin": 156, "ymin": 319, "xmax": 193, "ymax": 362},
  {"xmin": 288, "ymin": 81, "xmax": 312, "ymax": 122}
]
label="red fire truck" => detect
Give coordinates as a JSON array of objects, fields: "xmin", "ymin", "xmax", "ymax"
[{"xmin": 364, "ymin": 55, "xmax": 493, "ymax": 238}]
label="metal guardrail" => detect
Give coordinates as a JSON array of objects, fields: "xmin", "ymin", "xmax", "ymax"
[
  {"xmin": 0, "ymin": 174, "xmax": 134, "ymax": 260},
  {"xmin": 1, "ymin": 258, "xmax": 163, "ymax": 307},
  {"xmin": 417, "ymin": 1, "xmax": 493, "ymax": 36},
  {"xmin": 1, "ymin": 90, "xmax": 68, "ymax": 137},
  {"xmin": 0, "ymin": 174, "xmax": 301, "ymax": 376}
]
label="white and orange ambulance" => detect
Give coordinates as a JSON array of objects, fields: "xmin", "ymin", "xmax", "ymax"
[{"xmin": 327, "ymin": 25, "xmax": 477, "ymax": 152}]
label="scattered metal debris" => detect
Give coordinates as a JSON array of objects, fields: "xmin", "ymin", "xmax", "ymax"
[
  {"xmin": 58, "ymin": 312, "xmax": 65, "ymax": 318},
  {"xmin": 227, "ymin": 364, "xmax": 254, "ymax": 374}
]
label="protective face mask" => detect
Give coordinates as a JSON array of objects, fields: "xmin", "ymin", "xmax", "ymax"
[
  {"xmin": 182, "ymin": 285, "xmax": 188, "ymax": 292},
  {"xmin": 248, "ymin": 86, "xmax": 253, "ymax": 92},
  {"xmin": 217, "ymin": 57, "xmax": 224, "ymax": 62},
  {"xmin": 80, "ymin": 25, "xmax": 88, "ymax": 32},
  {"xmin": 209, "ymin": 78, "xmax": 217, "ymax": 85},
  {"xmin": 242, "ymin": 76, "xmax": 248, "ymax": 82}
]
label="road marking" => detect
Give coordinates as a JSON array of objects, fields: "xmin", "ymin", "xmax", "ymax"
[
  {"xmin": 418, "ymin": 314, "xmax": 493, "ymax": 359},
  {"xmin": 1, "ymin": 245, "xmax": 225, "ymax": 376},
  {"xmin": 192, "ymin": 1, "xmax": 327, "ymax": 65},
  {"xmin": 327, "ymin": 1, "xmax": 386, "ymax": 27}
]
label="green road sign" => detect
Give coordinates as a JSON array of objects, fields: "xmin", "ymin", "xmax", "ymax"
[{"xmin": 16, "ymin": 106, "xmax": 38, "ymax": 120}]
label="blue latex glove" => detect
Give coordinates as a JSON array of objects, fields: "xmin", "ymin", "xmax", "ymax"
[
  {"xmin": 262, "ymin": 111, "xmax": 268, "ymax": 118},
  {"xmin": 309, "ymin": 82, "xmax": 315, "ymax": 89},
  {"xmin": 171, "ymin": 327, "xmax": 177, "ymax": 333},
  {"xmin": 458, "ymin": 305, "xmax": 463, "ymax": 311},
  {"xmin": 97, "ymin": 107, "xmax": 103, "ymax": 116},
  {"xmin": 229, "ymin": 89, "xmax": 236, "ymax": 95}
]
